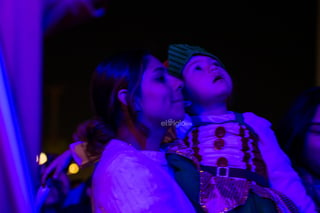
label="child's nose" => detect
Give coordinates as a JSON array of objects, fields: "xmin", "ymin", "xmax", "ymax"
[{"xmin": 208, "ymin": 65, "xmax": 219, "ymax": 74}]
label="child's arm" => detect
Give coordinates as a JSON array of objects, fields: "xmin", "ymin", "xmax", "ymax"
[{"xmin": 245, "ymin": 112, "xmax": 316, "ymax": 213}]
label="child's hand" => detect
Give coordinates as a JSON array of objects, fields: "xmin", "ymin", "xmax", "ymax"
[{"xmin": 41, "ymin": 150, "xmax": 72, "ymax": 185}]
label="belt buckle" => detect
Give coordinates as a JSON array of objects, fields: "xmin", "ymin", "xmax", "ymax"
[{"xmin": 216, "ymin": 167, "xmax": 229, "ymax": 177}]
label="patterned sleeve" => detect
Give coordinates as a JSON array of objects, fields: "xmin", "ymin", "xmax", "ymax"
[
  {"xmin": 162, "ymin": 126, "xmax": 177, "ymax": 144},
  {"xmin": 244, "ymin": 112, "xmax": 317, "ymax": 213},
  {"xmin": 69, "ymin": 141, "xmax": 99, "ymax": 168},
  {"xmin": 92, "ymin": 151, "xmax": 196, "ymax": 213}
]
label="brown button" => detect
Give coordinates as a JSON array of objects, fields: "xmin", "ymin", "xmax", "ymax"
[
  {"xmin": 216, "ymin": 157, "xmax": 228, "ymax": 167},
  {"xmin": 214, "ymin": 138, "xmax": 225, "ymax": 150},
  {"xmin": 215, "ymin": 126, "xmax": 226, "ymax": 138}
]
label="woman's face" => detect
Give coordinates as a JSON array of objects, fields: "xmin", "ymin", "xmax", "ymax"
[
  {"xmin": 304, "ymin": 104, "xmax": 320, "ymax": 176},
  {"xmin": 182, "ymin": 55, "xmax": 233, "ymax": 104},
  {"xmin": 138, "ymin": 55, "xmax": 185, "ymax": 126}
]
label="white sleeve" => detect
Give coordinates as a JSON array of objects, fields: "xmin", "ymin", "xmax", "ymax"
[
  {"xmin": 92, "ymin": 153, "xmax": 195, "ymax": 213},
  {"xmin": 176, "ymin": 113, "xmax": 193, "ymax": 139},
  {"xmin": 244, "ymin": 112, "xmax": 316, "ymax": 213}
]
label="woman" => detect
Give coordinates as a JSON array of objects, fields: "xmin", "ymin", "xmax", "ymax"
[{"xmin": 41, "ymin": 49, "xmax": 196, "ymax": 213}]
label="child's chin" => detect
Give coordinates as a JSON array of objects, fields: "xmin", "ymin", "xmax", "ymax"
[
  {"xmin": 171, "ymin": 113, "xmax": 185, "ymax": 122},
  {"xmin": 209, "ymin": 89, "xmax": 231, "ymax": 99}
]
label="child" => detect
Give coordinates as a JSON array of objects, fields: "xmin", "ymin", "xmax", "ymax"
[{"xmin": 165, "ymin": 44, "xmax": 316, "ymax": 213}]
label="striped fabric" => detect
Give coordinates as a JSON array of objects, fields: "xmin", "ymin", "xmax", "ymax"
[{"xmin": 167, "ymin": 44, "xmax": 224, "ymax": 78}]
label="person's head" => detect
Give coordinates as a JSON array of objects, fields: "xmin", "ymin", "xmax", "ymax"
[
  {"xmin": 276, "ymin": 87, "xmax": 320, "ymax": 176},
  {"xmin": 74, "ymin": 50, "xmax": 184, "ymax": 155},
  {"xmin": 167, "ymin": 44, "xmax": 233, "ymax": 110}
]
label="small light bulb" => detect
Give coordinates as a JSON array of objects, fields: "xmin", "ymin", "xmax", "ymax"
[
  {"xmin": 68, "ymin": 163, "xmax": 79, "ymax": 174},
  {"xmin": 38, "ymin": 152, "xmax": 47, "ymax": 165}
]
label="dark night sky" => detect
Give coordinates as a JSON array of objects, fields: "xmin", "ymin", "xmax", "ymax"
[{"xmin": 43, "ymin": 0, "xmax": 317, "ymax": 152}]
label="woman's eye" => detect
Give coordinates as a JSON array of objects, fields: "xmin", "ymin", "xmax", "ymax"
[
  {"xmin": 195, "ymin": 66, "xmax": 202, "ymax": 71},
  {"xmin": 156, "ymin": 76, "xmax": 166, "ymax": 82}
]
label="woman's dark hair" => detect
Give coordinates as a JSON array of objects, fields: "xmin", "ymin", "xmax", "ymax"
[
  {"xmin": 72, "ymin": 49, "xmax": 152, "ymax": 157},
  {"xmin": 276, "ymin": 87, "xmax": 320, "ymax": 166}
]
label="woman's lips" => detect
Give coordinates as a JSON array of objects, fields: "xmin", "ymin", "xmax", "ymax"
[
  {"xmin": 172, "ymin": 99, "xmax": 191, "ymax": 107},
  {"xmin": 172, "ymin": 99, "xmax": 184, "ymax": 103}
]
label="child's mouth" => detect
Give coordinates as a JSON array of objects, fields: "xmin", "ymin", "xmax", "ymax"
[{"xmin": 213, "ymin": 76, "xmax": 223, "ymax": 83}]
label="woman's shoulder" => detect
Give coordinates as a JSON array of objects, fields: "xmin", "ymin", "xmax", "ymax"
[
  {"xmin": 92, "ymin": 140, "xmax": 171, "ymax": 192},
  {"xmin": 94, "ymin": 139, "xmax": 144, "ymax": 175}
]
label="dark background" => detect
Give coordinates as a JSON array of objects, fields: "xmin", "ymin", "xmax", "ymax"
[{"xmin": 42, "ymin": 0, "xmax": 318, "ymax": 156}]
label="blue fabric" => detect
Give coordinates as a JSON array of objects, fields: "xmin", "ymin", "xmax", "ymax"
[{"xmin": 166, "ymin": 153, "xmax": 204, "ymax": 213}]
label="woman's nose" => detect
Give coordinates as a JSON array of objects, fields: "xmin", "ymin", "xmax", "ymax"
[{"xmin": 168, "ymin": 75, "xmax": 184, "ymax": 91}]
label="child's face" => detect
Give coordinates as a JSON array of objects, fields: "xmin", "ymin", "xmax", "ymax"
[{"xmin": 182, "ymin": 55, "xmax": 232, "ymax": 104}]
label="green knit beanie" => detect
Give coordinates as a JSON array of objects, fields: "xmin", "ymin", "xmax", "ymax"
[{"xmin": 168, "ymin": 44, "xmax": 224, "ymax": 78}]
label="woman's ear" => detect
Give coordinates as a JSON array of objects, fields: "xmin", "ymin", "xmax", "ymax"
[
  {"xmin": 117, "ymin": 89, "xmax": 142, "ymax": 111},
  {"xmin": 117, "ymin": 89, "xmax": 128, "ymax": 106}
]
